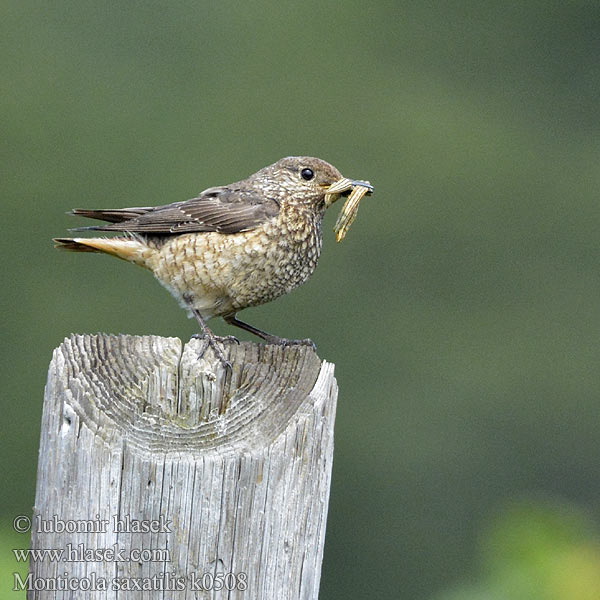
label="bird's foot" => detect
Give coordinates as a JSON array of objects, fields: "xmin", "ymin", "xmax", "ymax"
[
  {"xmin": 217, "ymin": 335, "xmax": 240, "ymax": 345},
  {"xmin": 191, "ymin": 333, "xmax": 239, "ymax": 345},
  {"xmin": 191, "ymin": 333, "xmax": 239, "ymax": 370},
  {"xmin": 263, "ymin": 336, "xmax": 317, "ymax": 352}
]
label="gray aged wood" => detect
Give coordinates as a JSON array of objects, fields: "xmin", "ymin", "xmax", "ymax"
[{"xmin": 29, "ymin": 334, "xmax": 337, "ymax": 599}]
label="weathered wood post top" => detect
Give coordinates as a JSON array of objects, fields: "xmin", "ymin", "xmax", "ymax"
[{"xmin": 30, "ymin": 334, "xmax": 338, "ymax": 600}]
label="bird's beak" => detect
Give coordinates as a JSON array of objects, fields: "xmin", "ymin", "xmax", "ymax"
[
  {"xmin": 324, "ymin": 178, "xmax": 374, "ymax": 208},
  {"xmin": 327, "ymin": 178, "xmax": 374, "ymax": 195}
]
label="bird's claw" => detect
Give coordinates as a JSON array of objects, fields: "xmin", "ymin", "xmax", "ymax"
[
  {"xmin": 191, "ymin": 333, "xmax": 239, "ymax": 344},
  {"xmin": 191, "ymin": 333, "xmax": 235, "ymax": 371},
  {"xmin": 295, "ymin": 338, "xmax": 317, "ymax": 351}
]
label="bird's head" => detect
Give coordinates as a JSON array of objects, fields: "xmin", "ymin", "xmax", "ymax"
[{"xmin": 251, "ymin": 156, "xmax": 371, "ymax": 212}]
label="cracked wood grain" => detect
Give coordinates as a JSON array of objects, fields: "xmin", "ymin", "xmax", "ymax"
[{"xmin": 29, "ymin": 335, "xmax": 337, "ymax": 600}]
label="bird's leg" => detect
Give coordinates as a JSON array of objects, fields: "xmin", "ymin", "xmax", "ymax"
[
  {"xmin": 190, "ymin": 309, "xmax": 238, "ymax": 370},
  {"xmin": 223, "ymin": 314, "xmax": 316, "ymax": 351}
]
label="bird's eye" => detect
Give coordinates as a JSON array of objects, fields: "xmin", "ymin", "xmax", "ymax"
[{"xmin": 300, "ymin": 168, "xmax": 314, "ymax": 181}]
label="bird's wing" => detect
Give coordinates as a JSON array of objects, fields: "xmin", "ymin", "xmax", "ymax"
[
  {"xmin": 71, "ymin": 187, "xmax": 281, "ymax": 234},
  {"xmin": 70, "ymin": 207, "xmax": 155, "ymax": 223}
]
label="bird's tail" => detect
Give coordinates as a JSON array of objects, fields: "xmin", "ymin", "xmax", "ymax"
[{"xmin": 53, "ymin": 237, "xmax": 150, "ymax": 266}]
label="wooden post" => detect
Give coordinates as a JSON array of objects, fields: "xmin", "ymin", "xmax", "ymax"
[{"xmin": 27, "ymin": 334, "xmax": 337, "ymax": 599}]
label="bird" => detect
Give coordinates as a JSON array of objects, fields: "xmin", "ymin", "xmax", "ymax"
[{"xmin": 54, "ymin": 156, "xmax": 372, "ymax": 365}]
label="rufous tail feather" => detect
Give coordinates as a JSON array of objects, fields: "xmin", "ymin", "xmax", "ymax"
[{"xmin": 53, "ymin": 237, "xmax": 149, "ymax": 266}]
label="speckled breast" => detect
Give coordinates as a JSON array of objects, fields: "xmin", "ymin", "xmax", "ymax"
[{"xmin": 148, "ymin": 206, "xmax": 324, "ymax": 318}]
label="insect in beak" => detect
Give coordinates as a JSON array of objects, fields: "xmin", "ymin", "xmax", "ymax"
[{"xmin": 324, "ymin": 178, "xmax": 374, "ymax": 242}]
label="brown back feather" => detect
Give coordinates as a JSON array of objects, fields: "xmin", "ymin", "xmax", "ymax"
[{"xmin": 70, "ymin": 187, "xmax": 280, "ymax": 234}]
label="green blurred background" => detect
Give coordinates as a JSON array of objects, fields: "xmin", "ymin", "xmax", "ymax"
[{"xmin": 2, "ymin": 1, "xmax": 600, "ymax": 598}]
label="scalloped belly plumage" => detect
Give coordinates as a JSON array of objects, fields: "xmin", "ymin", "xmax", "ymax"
[{"xmin": 146, "ymin": 218, "xmax": 322, "ymax": 319}]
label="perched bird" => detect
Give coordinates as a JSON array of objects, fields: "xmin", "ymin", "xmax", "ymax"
[{"xmin": 54, "ymin": 156, "xmax": 372, "ymax": 364}]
